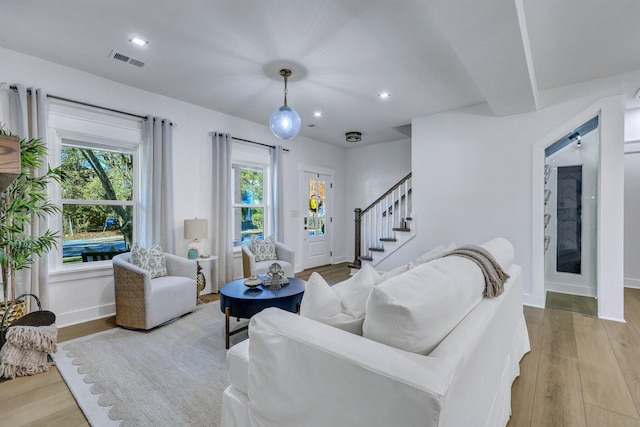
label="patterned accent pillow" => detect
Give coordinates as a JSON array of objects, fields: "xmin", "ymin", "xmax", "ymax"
[
  {"xmin": 131, "ymin": 243, "xmax": 168, "ymax": 278},
  {"xmin": 250, "ymin": 235, "xmax": 277, "ymax": 262}
]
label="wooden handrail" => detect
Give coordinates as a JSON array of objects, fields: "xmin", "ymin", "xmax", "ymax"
[{"xmin": 362, "ymin": 172, "xmax": 411, "ymax": 215}]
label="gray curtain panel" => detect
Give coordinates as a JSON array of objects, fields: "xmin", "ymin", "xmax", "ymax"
[
  {"xmin": 141, "ymin": 117, "xmax": 175, "ymax": 252},
  {"xmin": 270, "ymin": 145, "xmax": 284, "ymax": 242},
  {"xmin": 8, "ymin": 85, "xmax": 51, "ymax": 309},
  {"xmin": 212, "ymin": 132, "xmax": 233, "ymax": 290}
]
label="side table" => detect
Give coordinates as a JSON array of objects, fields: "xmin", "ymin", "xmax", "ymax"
[{"xmin": 193, "ymin": 255, "xmax": 217, "ymax": 304}]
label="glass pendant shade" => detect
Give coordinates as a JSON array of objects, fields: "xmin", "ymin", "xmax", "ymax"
[{"xmin": 270, "ymin": 105, "xmax": 301, "ymax": 140}]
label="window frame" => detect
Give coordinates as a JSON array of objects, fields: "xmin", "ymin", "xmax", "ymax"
[
  {"xmin": 47, "ymin": 102, "xmax": 142, "ymax": 272},
  {"xmin": 231, "ymin": 162, "xmax": 270, "ymax": 246},
  {"xmin": 229, "ymin": 142, "xmax": 272, "ymax": 248}
]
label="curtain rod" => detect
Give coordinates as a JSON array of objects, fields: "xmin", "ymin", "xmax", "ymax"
[
  {"xmin": 209, "ymin": 133, "xmax": 290, "ymax": 152},
  {"xmin": 9, "ymin": 85, "xmax": 148, "ymax": 121},
  {"xmin": 10, "ymin": 85, "xmax": 176, "ymax": 126}
]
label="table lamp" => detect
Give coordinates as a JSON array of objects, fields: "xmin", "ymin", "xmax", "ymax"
[{"xmin": 184, "ymin": 218, "xmax": 208, "ymax": 259}]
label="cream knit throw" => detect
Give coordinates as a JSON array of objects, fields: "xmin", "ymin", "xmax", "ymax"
[
  {"xmin": 444, "ymin": 245, "xmax": 510, "ymax": 298},
  {"xmin": 0, "ymin": 324, "xmax": 57, "ymax": 379}
]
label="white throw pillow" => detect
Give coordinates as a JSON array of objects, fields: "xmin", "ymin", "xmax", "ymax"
[
  {"xmin": 300, "ymin": 272, "xmax": 342, "ymax": 319},
  {"xmin": 332, "ymin": 264, "xmax": 383, "ymax": 318},
  {"xmin": 414, "ymin": 245, "xmax": 445, "ymax": 266},
  {"xmin": 414, "ymin": 242, "xmax": 456, "ymax": 266},
  {"xmin": 299, "ymin": 273, "xmax": 364, "ymax": 335},
  {"xmin": 300, "ymin": 264, "xmax": 383, "ymax": 335},
  {"xmin": 131, "ymin": 243, "xmax": 168, "ymax": 279},
  {"xmin": 250, "ymin": 235, "xmax": 277, "ymax": 262},
  {"xmin": 379, "ymin": 261, "xmax": 414, "ymax": 281}
]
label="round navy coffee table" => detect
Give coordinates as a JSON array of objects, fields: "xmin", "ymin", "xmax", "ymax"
[{"xmin": 220, "ymin": 277, "xmax": 306, "ymax": 348}]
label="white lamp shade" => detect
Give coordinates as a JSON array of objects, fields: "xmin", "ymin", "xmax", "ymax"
[
  {"xmin": 270, "ymin": 105, "xmax": 301, "ymax": 139},
  {"xmin": 184, "ymin": 218, "xmax": 208, "ymax": 240}
]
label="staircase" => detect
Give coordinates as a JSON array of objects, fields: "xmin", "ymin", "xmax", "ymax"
[{"xmin": 349, "ymin": 173, "xmax": 415, "ymax": 270}]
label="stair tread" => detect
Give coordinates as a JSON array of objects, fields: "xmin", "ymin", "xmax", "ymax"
[
  {"xmin": 359, "ymin": 256, "xmax": 373, "ymax": 261},
  {"xmin": 380, "ymin": 238, "xmax": 397, "ymax": 242},
  {"xmin": 392, "ymin": 227, "xmax": 411, "ymax": 232},
  {"xmin": 369, "ymin": 247, "xmax": 385, "ymax": 252}
]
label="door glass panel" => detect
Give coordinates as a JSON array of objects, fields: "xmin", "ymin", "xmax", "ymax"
[{"xmin": 308, "ymin": 177, "xmax": 326, "ymax": 237}]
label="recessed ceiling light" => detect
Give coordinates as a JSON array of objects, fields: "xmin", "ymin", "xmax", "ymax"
[
  {"xmin": 378, "ymin": 92, "xmax": 391, "ymax": 99},
  {"xmin": 313, "ymin": 111, "xmax": 323, "ymax": 118},
  {"xmin": 130, "ymin": 37, "xmax": 148, "ymax": 47}
]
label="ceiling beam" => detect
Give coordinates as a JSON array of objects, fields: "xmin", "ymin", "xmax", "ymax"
[{"xmin": 429, "ymin": 0, "xmax": 538, "ymax": 116}]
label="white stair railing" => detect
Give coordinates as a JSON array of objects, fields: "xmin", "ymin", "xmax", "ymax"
[{"xmin": 350, "ymin": 173, "xmax": 413, "ymax": 268}]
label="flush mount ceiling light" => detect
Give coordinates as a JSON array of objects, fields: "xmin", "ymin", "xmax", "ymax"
[
  {"xmin": 129, "ymin": 36, "xmax": 148, "ymax": 47},
  {"xmin": 269, "ymin": 69, "xmax": 301, "ymax": 140},
  {"xmin": 313, "ymin": 111, "xmax": 324, "ymax": 118},
  {"xmin": 378, "ymin": 92, "xmax": 391, "ymax": 99},
  {"xmin": 345, "ymin": 131, "xmax": 362, "ymax": 143}
]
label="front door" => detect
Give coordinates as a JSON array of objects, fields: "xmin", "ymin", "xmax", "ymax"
[{"xmin": 302, "ymin": 171, "xmax": 332, "ymax": 269}]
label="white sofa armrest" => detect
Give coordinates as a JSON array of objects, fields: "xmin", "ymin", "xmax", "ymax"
[
  {"xmin": 165, "ymin": 253, "xmax": 197, "ymax": 279},
  {"xmin": 246, "ymin": 308, "xmax": 449, "ymax": 427},
  {"xmin": 274, "ymin": 241, "xmax": 294, "ymax": 266}
]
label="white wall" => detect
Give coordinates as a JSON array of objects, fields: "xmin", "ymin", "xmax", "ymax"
[
  {"xmin": 624, "ymin": 109, "xmax": 640, "ymax": 289},
  {"xmin": 409, "ymin": 96, "xmax": 625, "ymax": 320},
  {"xmin": 344, "ymin": 139, "xmax": 411, "ymax": 264},
  {"xmin": 0, "ymin": 46, "xmax": 348, "ymax": 326},
  {"xmin": 624, "ymin": 152, "xmax": 640, "ymax": 288}
]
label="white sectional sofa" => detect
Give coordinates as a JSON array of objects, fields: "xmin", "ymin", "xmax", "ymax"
[{"xmin": 221, "ymin": 238, "xmax": 530, "ymax": 427}]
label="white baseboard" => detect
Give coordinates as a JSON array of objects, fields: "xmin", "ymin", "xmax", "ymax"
[
  {"xmin": 545, "ymin": 281, "xmax": 596, "ymax": 298},
  {"xmin": 523, "ymin": 293, "xmax": 545, "ymax": 308},
  {"xmin": 625, "ymin": 277, "xmax": 640, "ymax": 289},
  {"xmin": 56, "ymin": 303, "xmax": 115, "ymax": 328}
]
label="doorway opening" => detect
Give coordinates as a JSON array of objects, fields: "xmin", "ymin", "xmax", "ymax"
[{"xmin": 543, "ymin": 116, "xmax": 599, "ymax": 316}]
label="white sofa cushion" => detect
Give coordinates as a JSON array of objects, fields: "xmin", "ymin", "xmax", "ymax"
[
  {"xmin": 363, "ymin": 238, "xmax": 513, "ymax": 355},
  {"xmin": 227, "ymin": 339, "xmax": 250, "ymax": 396},
  {"xmin": 478, "ymin": 237, "xmax": 514, "ymax": 271},
  {"xmin": 300, "ymin": 264, "xmax": 382, "ymax": 335}
]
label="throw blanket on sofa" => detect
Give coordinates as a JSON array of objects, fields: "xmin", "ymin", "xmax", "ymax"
[
  {"xmin": 0, "ymin": 324, "xmax": 57, "ymax": 379},
  {"xmin": 444, "ymin": 245, "xmax": 510, "ymax": 298}
]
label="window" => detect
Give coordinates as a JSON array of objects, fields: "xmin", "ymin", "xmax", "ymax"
[
  {"xmin": 60, "ymin": 142, "xmax": 135, "ymax": 264},
  {"xmin": 48, "ymin": 101, "xmax": 142, "ymax": 268},
  {"xmin": 232, "ymin": 164, "xmax": 267, "ymax": 246}
]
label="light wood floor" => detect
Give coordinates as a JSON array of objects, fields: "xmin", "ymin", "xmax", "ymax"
[{"xmin": 1, "ymin": 264, "xmax": 640, "ymax": 426}]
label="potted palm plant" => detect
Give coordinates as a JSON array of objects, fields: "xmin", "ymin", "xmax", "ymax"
[{"xmin": 0, "ymin": 128, "xmax": 61, "ymax": 322}]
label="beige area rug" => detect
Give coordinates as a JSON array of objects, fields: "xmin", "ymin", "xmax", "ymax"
[{"xmin": 52, "ymin": 301, "xmax": 247, "ymax": 426}]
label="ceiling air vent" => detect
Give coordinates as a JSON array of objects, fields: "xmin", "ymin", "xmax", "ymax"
[{"xmin": 109, "ymin": 50, "xmax": 145, "ymax": 68}]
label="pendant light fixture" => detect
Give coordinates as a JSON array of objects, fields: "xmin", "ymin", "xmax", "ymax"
[{"xmin": 269, "ymin": 68, "xmax": 301, "ymax": 140}]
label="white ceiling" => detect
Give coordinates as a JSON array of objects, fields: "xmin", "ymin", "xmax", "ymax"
[{"xmin": 1, "ymin": 0, "xmax": 639, "ymax": 147}]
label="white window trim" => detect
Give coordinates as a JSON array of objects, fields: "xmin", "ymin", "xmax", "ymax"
[
  {"xmin": 230, "ymin": 141, "xmax": 272, "ymax": 246},
  {"xmin": 47, "ymin": 102, "xmax": 142, "ymax": 273}
]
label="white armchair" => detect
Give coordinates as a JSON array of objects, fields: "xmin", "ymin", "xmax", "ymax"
[
  {"xmin": 242, "ymin": 241, "xmax": 295, "ymax": 278},
  {"xmin": 112, "ymin": 252, "xmax": 197, "ymax": 330}
]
